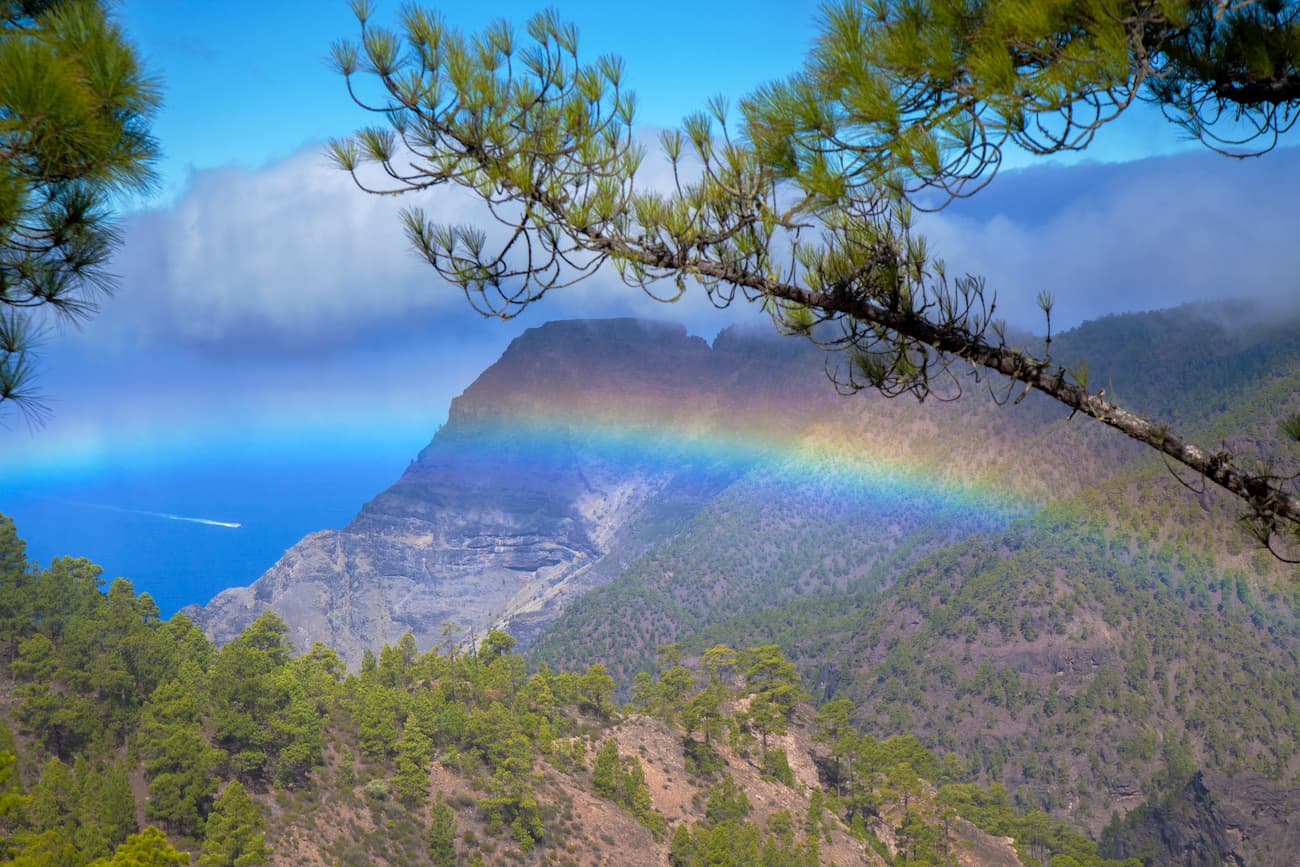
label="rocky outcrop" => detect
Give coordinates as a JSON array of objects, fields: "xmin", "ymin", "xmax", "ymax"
[
  {"xmin": 186, "ymin": 319, "xmax": 828, "ymax": 666},
  {"xmin": 1100, "ymin": 770, "xmax": 1300, "ymax": 866}
]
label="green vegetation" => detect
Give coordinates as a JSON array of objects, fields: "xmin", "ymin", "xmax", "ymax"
[
  {"xmin": 651, "ymin": 508, "xmax": 1300, "ymax": 836},
  {"xmin": 511, "ymin": 308, "xmax": 1300, "ymax": 861},
  {"xmin": 530, "ymin": 454, "xmax": 1013, "ymax": 681},
  {"xmin": 1, "ymin": 0, "xmax": 160, "ymax": 421},
  {"xmin": 0, "ymin": 513, "xmax": 1143, "ymax": 863},
  {"xmin": 941, "ymin": 783, "xmax": 1138, "ymax": 867},
  {"xmin": 668, "ymin": 781, "xmax": 822, "ymax": 867},
  {"xmin": 6, "ymin": 302, "xmax": 1295, "ymax": 859},
  {"xmin": 530, "ymin": 306, "xmax": 1300, "ymax": 695},
  {"xmin": 591, "ymin": 739, "xmax": 663, "ymax": 833},
  {"xmin": 196, "ymin": 781, "xmax": 269, "ymax": 867},
  {"xmin": 628, "ymin": 641, "xmax": 1137, "ymax": 866}
]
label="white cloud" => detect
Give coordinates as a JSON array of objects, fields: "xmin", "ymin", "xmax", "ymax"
[
  {"xmin": 105, "ymin": 139, "xmax": 744, "ymax": 352},
  {"xmin": 103, "ymin": 136, "xmax": 1300, "ymax": 356},
  {"xmin": 919, "ymin": 147, "xmax": 1300, "ymax": 330},
  {"xmin": 112, "ymin": 148, "xmax": 452, "ymax": 347}
]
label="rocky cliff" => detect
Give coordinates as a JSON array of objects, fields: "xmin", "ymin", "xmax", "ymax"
[
  {"xmin": 185, "ymin": 311, "xmax": 1158, "ymax": 667},
  {"xmin": 1100, "ymin": 770, "xmax": 1300, "ymax": 866},
  {"xmin": 186, "ymin": 319, "xmax": 834, "ymax": 665}
]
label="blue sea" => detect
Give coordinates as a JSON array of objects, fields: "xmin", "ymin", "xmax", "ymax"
[{"xmin": 0, "ymin": 435, "xmax": 427, "ymax": 617}]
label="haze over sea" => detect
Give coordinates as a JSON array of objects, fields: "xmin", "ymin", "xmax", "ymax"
[{"xmin": 1, "ymin": 433, "xmax": 425, "ymax": 617}]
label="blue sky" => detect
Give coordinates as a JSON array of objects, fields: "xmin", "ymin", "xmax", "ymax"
[
  {"xmin": 3, "ymin": 0, "xmax": 1299, "ymax": 588},
  {"xmin": 121, "ymin": 0, "xmax": 828, "ymax": 204}
]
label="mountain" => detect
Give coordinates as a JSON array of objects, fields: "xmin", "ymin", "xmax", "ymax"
[
  {"xmin": 186, "ymin": 307, "xmax": 1300, "ymax": 862},
  {"xmin": 192, "ymin": 310, "xmax": 1180, "ymax": 665},
  {"xmin": 186, "ymin": 319, "xmax": 841, "ymax": 663},
  {"xmin": 187, "ymin": 316, "xmax": 1059, "ymax": 666},
  {"xmin": 193, "ymin": 307, "xmax": 1300, "ymax": 671}
]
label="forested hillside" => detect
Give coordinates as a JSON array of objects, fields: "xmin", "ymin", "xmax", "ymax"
[
  {"xmin": 519, "ymin": 308, "xmax": 1300, "ymax": 864},
  {"xmin": 528, "ymin": 496, "xmax": 1300, "ymax": 863},
  {"xmin": 530, "ymin": 308, "xmax": 1300, "ymax": 680},
  {"xmin": 0, "ymin": 515, "xmax": 1147, "ymax": 865}
]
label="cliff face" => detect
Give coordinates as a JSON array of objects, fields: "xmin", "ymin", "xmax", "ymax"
[
  {"xmin": 186, "ymin": 320, "xmax": 832, "ymax": 665},
  {"xmin": 182, "ymin": 312, "xmax": 1149, "ymax": 667},
  {"xmin": 1100, "ymin": 771, "xmax": 1300, "ymax": 866}
]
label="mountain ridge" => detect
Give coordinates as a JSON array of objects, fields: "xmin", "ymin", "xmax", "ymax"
[
  {"xmin": 189, "ymin": 306, "xmax": 1300, "ymax": 668},
  {"xmin": 185, "ymin": 318, "xmax": 842, "ymax": 664}
]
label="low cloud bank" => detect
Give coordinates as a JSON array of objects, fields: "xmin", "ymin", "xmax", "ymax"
[
  {"xmin": 922, "ymin": 146, "xmax": 1300, "ymax": 331},
  {"xmin": 11, "ymin": 142, "xmax": 1298, "ymax": 466},
  {"xmin": 108, "ymin": 143, "xmax": 740, "ymax": 355},
  {"xmin": 105, "ymin": 141, "xmax": 1300, "ymax": 353}
]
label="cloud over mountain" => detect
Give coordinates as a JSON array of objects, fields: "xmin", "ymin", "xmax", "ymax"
[
  {"xmin": 922, "ymin": 146, "xmax": 1300, "ymax": 329},
  {"xmin": 107, "ymin": 144, "xmax": 741, "ymax": 354}
]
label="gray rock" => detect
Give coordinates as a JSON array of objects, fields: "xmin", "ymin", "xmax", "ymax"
[{"xmin": 184, "ymin": 319, "xmax": 824, "ymax": 666}]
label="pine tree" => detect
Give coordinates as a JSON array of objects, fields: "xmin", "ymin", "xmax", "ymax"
[
  {"xmin": 268, "ymin": 672, "xmax": 323, "ymax": 787},
  {"xmin": 426, "ymin": 800, "xmax": 458, "ymax": 867},
  {"xmin": 353, "ymin": 680, "xmax": 400, "ymax": 763},
  {"xmin": 71, "ymin": 756, "xmax": 109, "ymax": 857},
  {"xmin": 669, "ymin": 823, "xmax": 695, "ymax": 865},
  {"xmin": 27, "ymin": 756, "xmax": 75, "ymax": 839},
  {"xmin": 101, "ymin": 761, "xmax": 137, "ymax": 849},
  {"xmin": 139, "ymin": 679, "xmax": 219, "ymax": 836},
  {"xmin": 0, "ymin": 515, "xmax": 33, "ymax": 661},
  {"xmin": 577, "ymin": 663, "xmax": 616, "ymax": 717},
  {"xmin": 209, "ymin": 612, "xmax": 296, "ymax": 783},
  {"xmin": 197, "ymin": 780, "xmax": 270, "ymax": 867},
  {"xmin": 813, "ymin": 699, "xmax": 857, "ymax": 796},
  {"xmin": 331, "ymin": 0, "xmax": 1300, "ymax": 543},
  {"xmin": 0, "ymin": 747, "xmax": 26, "ymax": 860},
  {"xmin": 741, "ymin": 645, "xmax": 807, "ymax": 751},
  {"xmin": 103, "ymin": 826, "xmax": 190, "ymax": 865},
  {"xmin": 7, "ymin": 829, "xmax": 81, "ymax": 863},
  {"xmin": 684, "ymin": 685, "xmax": 726, "ymax": 748},
  {"xmin": 591, "ymin": 739, "xmax": 620, "ymax": 799},
  {"xmin": 1, "ymin": 0, "xmax": 160, "ymax": 421},
  {"xmin": 392, "ymin": 726, "xmax": 434, "ymax": 806}
]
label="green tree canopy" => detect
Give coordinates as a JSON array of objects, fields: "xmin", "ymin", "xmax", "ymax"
[
  {"xmin": 332, "ymin": 0, "xmax": 1300, "ymax": 549},
  {"xmin": 98, "ymin": 825, "xmax": 190, "ymax": 866},
  {"xmin": 0, "ymin": 0, "xmax": 160, "ymax": 422},
  {"xmin": 426, "ymin": 800, "xmax": 457, "ymax": 866},
  {"xmin": 197, "ymin": 780, "xmax": 270, "ymax": 867}
]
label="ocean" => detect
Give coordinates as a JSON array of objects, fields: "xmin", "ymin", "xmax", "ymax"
[{"xmin": 0, "ymin": 435, "xmax": 425, "ymax": 618}]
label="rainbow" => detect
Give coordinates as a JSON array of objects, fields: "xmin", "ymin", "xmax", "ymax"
[
  {"xmin": 1, "ymin": 339, "xmax": 1038, "ymax": 563},
  {"xmin": 422, "ymin": 404, "xmax": 1032, "ymax": 530}
]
